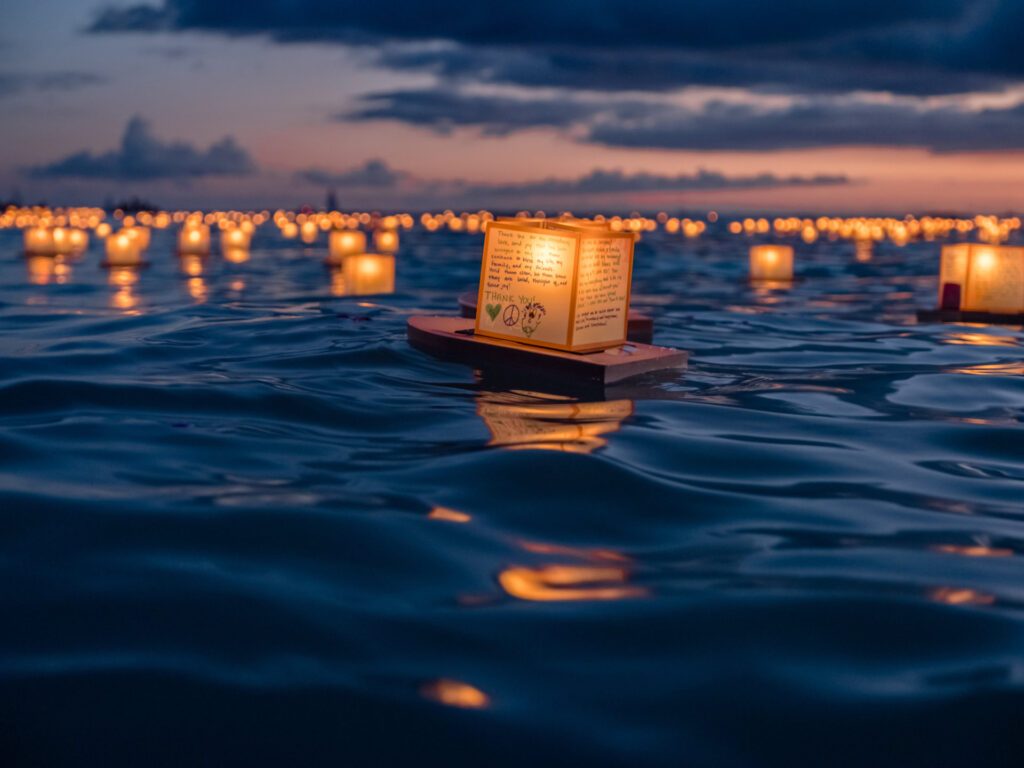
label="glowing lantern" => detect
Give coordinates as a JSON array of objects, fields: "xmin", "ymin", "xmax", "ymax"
[
  {"xmin": 475, "ymin": 220, "xmax": 636, "ymax": 352},
  {"xmin": 281, "ymin": 222, "xmax": 298, "ymax": 239},
  {"xmin": 372, "ymin": 228, "xmax": 399, "ymax": 253},
  {"xmin": 220, "ymin": 226, "xmax": 251, "ymax": 253},
  {"xmin": 300, "ymin": 220, "xmax": 318, "ymax": 244},
  {"xmin": 104, "ymin": 231, "xmax": 142, "ymax": 266},
  {"xmin": 178, "ymin": 224, "xmax": 210, "ymax": 255},
  {"xmin": 938, "ymin": 244, "xmax": 1024, "ymax": 313},
  {"xmin": 66, "ymin": 228, "xmax": 89, "ymax": 254},
  {"xmin": 125, "ymin": 226, "xmax": 151, "ymax": 251},
  {"xmin": 95, "ymin": 222, "xmax": 112, "ymax": 238},
  {"xmin": 328, "ymin": 229, "xmax": 367, "ymax": 263},
  {"xmin": 749, "ymin": 245, "xmax": 794, "ymax": 282},
  {"xmin": 329, "ymin": 253, "xmax": 395, "ymax": 296},
  {"xmin": 23, "ymin": 226, "xmax": 55, "ymax": 255}
]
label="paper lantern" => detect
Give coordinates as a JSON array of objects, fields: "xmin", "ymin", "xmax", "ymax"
[
  {"xmin": 300, "ymin": 220, "xmax": 318, "ymax": 244},
  {"xmin": 220, "ymin": 226, "xmax": 251, "ymax": 252},
  {"xmin": 474, "ymin": 220, "xmax": 635, "ymax": 352},
  {"xmin": 125, "ymin": 226, "xmax": 151, "ymax": 251},
  {"xmin": 372, "ymin": 228, "xmax": 399, "ymax": 253},
  {"xmin": 938, "ymin": 244, "xmax": 1024, "ymax": 313},
  {"xmin": 749, "ymin": 245, "xmax": 794, "ymax": 281},
  {"xmin": 66, "ymin": 228, "xmax": 89, "ymax": 254},
  {"xmin": 328, "ymin": 229, "xmax": 367, "ymax": 263},
  {"xmin": 329, "ymin": 253, "xmax": 395, "ymax": 296},
  {"xmin": 178, "ymin": 224, "xmax": 211, "ymax": 255},
  {"xmin": 23, "ymin": 226, "xmax": 55, "ymax": 255},
  {"xmin": 281, "ymin": 222, "xmax": 298, "ymax": 239},
  {"xmin": 104, "ymin": 231, "xmax": 142, "ymax": 266}
]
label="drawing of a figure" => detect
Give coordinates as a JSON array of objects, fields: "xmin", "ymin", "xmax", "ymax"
[{"xmin": 521, "ymin": 300, "xmax": 546, "ymax": 337}]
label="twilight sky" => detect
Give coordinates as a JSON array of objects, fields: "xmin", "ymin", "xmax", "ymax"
[{"xmin": 4, "ymin": 0, "xmax": 1024, "ymax": 212}]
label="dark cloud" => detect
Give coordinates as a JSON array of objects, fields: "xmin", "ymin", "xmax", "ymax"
[
  {"xmin": 588, "ymin": 100, "xmax": 1024, "ymax": 153},
  {"xmin": 459, "ymin": 168, "xmax": 849, "ymax": 198},
  {"xmin": 296, "ymin": 159, "xmax": 405, "ymax": 188},
  {"xmin": 0, "ymin": 71, "xmax": 106, "ymax": 98},
  {"xmin": 30, "ymin": 116, "xmax": 256, "ymax": 179},
  {"xmin": 337, "ymin": 88, "xmax": 1024, "ymax": 153},
  {"xmin": 373, "ymin": 44, "xmax": 1005, "ymax": 97},
  {"xmin": 343, "ymin": 89, "xmax": 616, "ymax": 136},
  {"xmin": 89, "ymin": 1, "xmax": 961, "ymax": 50},
  {"xmin": 88, "ymin": 1, "xmax": 1024, "ymax": 95}
]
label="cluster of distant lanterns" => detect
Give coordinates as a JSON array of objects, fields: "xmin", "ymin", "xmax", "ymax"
[{"xmin": 4, "ymin": 205, "xmax": 1023, "ymax": 314}]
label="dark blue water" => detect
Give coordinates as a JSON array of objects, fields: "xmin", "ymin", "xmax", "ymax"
[{"xmin": 1, "ymin": 225, "xmax": 1023, "ymax": 766}]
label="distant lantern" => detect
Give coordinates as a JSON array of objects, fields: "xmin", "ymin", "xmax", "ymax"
[
  {"xmin": 220, "ymin": 226, "xmax": 251, "ymax": 253},
  {"xmin": 372, "ymin": 228, "xmax": 399, "ymax": 253},
  {"xmin": 749, "ymin": 245, "xmax": 794, "ymax": 282},
  {"xmin": 125, "ymin": 226, "xmax": 151, "ymax": 252},
  {"xmin": 937, "ymin": 244, "xmax": 1024, "ymax": 314},
  {"xmin": 66, "ymin": 228, "xmax": 89, "ymax": 254},
  {"xmin": 300, "ymin": 220, "xmax": 319, "ymax": 244},
  {"xmin": 327, "ymin": 229, "xmax": 367, "ymax": 263},
  {"xmin": 23, "ymin": 226, "xmax": 55, "ymax": 255},
  {"xmin": 104, "ymin": 230, "xmax": 142, "ymax": 266},
  {"xmin": 178, "ymin": 223, "xmax": 211, "ymax": 255},
  {"xmin": 329, "ymin": 253, "xmax": 395, "ymax": 296},
  {"xmin": 281, "ymin": 222, "xmax": 299, "ymax": 239},
  {"xmin": 475, "ymin": 219, "xmax": 635, "ymax": 352}
]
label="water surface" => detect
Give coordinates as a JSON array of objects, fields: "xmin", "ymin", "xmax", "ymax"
[{"xmin": 1, "ymin": 226, "xmax": 1022, "ymax": 766}]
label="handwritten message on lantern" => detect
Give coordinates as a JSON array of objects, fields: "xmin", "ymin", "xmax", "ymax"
[{"xmin": 475, "ymin": 220, "xmax": 635, "ymax": 352}]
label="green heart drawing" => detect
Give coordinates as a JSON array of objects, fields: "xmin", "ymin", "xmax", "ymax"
[{"xmin": 485, "ymin": 303, "xmax": 501, "ymax": 321}]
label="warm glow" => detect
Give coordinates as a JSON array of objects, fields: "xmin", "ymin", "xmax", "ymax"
[
  {"xmin": 178, "ymin": 223, "xmax": 211, "ymax": 255},
  {"xmin": 328, "ymin": 229, "xmax": 368, "ymax": 261},
  {"xmin": 428, "ymin": 506, "xmax": 472, "ymax": 523},
  {"xmin": 104, "ymin": 231, "xmax": 141, "ymax": 266},
  {"xmin": 420, "ymin": 679, "xmax": 490, "ymax": 709},
  {"xmin": 498, "ymin": 564, "xmax": 645, "ymax": 602},
  {"xmin": 749, "ymin": 245, "xmax": 795, "ymax": 281},
  {"xmin": 328, "ymin": 253, "xmax": 395, "ymax": 296},
  {"xmin": 477, "ymin": 391, "xmax": 633, "ymax": 454}
]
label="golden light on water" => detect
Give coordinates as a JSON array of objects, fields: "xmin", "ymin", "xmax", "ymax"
[
  {"xmin": 420, "ymin": 679, "xmax": 490, "ymax": 709},
  {"xmin": 476, "ymin": 391, "xmax": 633, "ymax": 454},
  {"xmin": 928, "ymin": 586, "xmax": 996, "ymax": 606},
  {"xmin": 933, "ymin": 545, "xmax": 1013, "ymax": 557},
  {"xmin": 428, "ymin": 506, "xmax": 472, "ymax": 523},
  {"xmin": 328, "ymin": 253, "xmax": 395, "ymax": 296},
  {"xmin": 498, "ymin": 564, "xmax": 646, "ymax": 602},
  {"xmin": 749, "ymin": 245, "xmax": 795, "ymax": 281}
]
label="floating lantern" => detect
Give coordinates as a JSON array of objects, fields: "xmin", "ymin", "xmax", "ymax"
[
  {"xmin": 935, "ymin": 244, "xmax": 1024, "ymax": 314},
  {"xmin": 749, "ymin": 245, "xmax": 794, "ymax": 282},
  {"xmin": 329, "ymin": 253, "xmax": 395, "ymax": 296},
  {"xmin": 220, "ymin": 226, "xmax": 251, "ymax": 254},
  {"xmin": 125, "ymin": 226, "xmax": 151, "ymax": 252},
  {"xmin": 372, "ymin": 228, "xmax": 399, "ymax": 253},
  {"xmin": 300, "ymin": 220, "xmax": 318, "ymax": 244},
  {"xmin": 23, "ymin": 226, "xmax": 55, "ymax": 255},
  {"xmin": 474, "ymin": 220, "xmax": 636, "ymax": 352},
  {"xmin": 328, "ymin": 229, "xmax": 367, "ymax": 263},
  {"xmin": 104, "ymin": 230, "xmax": 142, "ymax": 266},
  {"xmin": 178, "ymin": 224, "xmax": 211, "ymax": 255},
  {"xmin": 66, "ymin": 228, "xmax": 89, "ymax": 255},
  {"xmin": 281, "ymin": 222, "xmax": 298, "ymax": 239},
  {"xmin": 95, "ymin": 222, "xmax": 112, "ymax": 239}
]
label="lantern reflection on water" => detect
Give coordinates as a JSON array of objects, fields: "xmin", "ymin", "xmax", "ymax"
[
  {"xmin": 328, "ymin": 253, "xmax": 395, "ymax": 296},
  {"xmin": 26, "ymin": 255, "xmax": 71, "ymax": 285},
  {"xmin": 938, "ymin": 244, "xmax": 1024, "ymax": 313},
  {"xmin": 476, "ymin": 390, "xmax": 633, "ymax": 454},
  {"xmin": 108, "ymin": 267, "xmax": 140, "ymax": 311},
  {"xmin": 749, "ymin": 245, "xmax": 794, "ymax": 282}
]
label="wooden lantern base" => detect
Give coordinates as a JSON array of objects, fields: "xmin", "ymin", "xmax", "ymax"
[
  {"xmin": 917, "ymin": 308, "xmax": 1024, "ymax": 325},
  {"xmin": 457, "ymin": 291, "xmax": 655, "ymax": 344},
  {"xmin": 408, "ymin": 316, "xmax": 686, "ymax": 387},
  {"xmin": 100, "ymin": 260, "xmax": 150, "ymax": 269}
]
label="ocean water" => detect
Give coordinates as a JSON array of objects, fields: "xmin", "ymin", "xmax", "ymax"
[{"xmin": 1, "ymin": 226, "xmax": 1022, "ymax": 766}]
